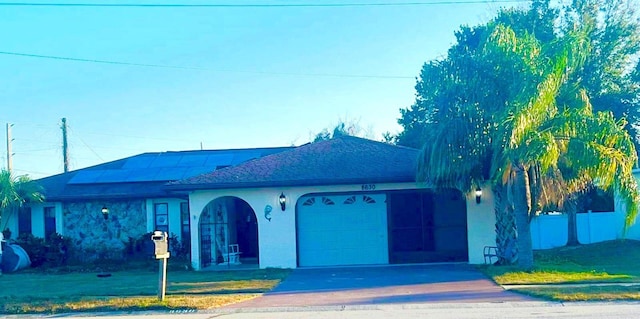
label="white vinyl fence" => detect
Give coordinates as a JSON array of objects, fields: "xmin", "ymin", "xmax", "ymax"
[{"xmin": 530, "ymin": 211, "xmax": 640, "ymax": 250}]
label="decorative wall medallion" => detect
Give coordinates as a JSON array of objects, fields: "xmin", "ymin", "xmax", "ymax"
[{"xmin": 264, "ymin": 205, "xmax": 273, "ymax": 222}]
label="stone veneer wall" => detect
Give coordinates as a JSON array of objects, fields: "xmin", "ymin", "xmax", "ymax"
[{"xmin": 63, "ymin": 200, "xmax": 147, "ymax": 261}]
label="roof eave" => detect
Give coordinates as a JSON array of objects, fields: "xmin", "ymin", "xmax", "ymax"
[
  {"xmin": 43, "ymin": 191, "xmax": 183, "ymax": 202},
  {"xmin": 165, "ymin": 176, "xmax": 417, "ymax": 191}
]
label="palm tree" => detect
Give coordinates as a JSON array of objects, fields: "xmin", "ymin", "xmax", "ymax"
[
  {"xmin": 417, "ymin": 25, "xmax": 639, "ymax": 270},
  {"xmin": 0, "ymin": 169, "xmax": 45, "ymax": 236}
]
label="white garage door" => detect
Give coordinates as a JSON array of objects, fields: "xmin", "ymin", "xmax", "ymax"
[{"xmin": 297, "ymin": 193, "xmax": 389, "ymax": 267}]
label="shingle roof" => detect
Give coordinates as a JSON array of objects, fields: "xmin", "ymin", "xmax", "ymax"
[
  {"xmin": 37, "ymin": 147, "xmax": 293, "ymax": 201},
  {"xmin": 168, "ymin": 136, "xmax": 419, "ymax": 190}
]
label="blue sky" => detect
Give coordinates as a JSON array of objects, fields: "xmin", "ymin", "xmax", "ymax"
[{"xmin": 0, "ymin": 0, "xmax": 524, "ymax": 178}]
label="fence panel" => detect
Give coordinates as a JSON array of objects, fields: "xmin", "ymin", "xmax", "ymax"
[{"xmin": 531, "ymin": 214, "xmax": 567, "ymax": 250}]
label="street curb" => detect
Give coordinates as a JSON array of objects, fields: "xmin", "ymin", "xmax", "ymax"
[
  {"xmin": 501, "ymin": 282, "xmax": 640, "ymax": 290},
  {"xmin": 210, "ymin": 301, "xmax": 561, "ymax": 314},
  {"xmin": 6, "ymin": 301, "xmax": 640, "ymax": 318}
]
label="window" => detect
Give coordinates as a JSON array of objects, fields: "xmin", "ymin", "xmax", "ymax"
[
  {"xmin": 44, "ymin": 206, "xmax": 56, "ymax": 239},
  {"xmin": 18, "ymin": 207, "xmax": 32, "ymax": 236},
  {"xmin": 322, "ymin": 197, "xmax": 335, "ymax": 205},
  {"xmin": 343, "ymin": 196, "xmax": 356, "ymax": 204},
  {"xmin": 154, "ymin": 203, "xmax": 169, "ymax": 233},
  {"xmin": 180, "ymin": 202, "xmax": 190, "ymax": 252},
  {"xmin": 363, "ymin": 195, "xmax": 376, "ymax": 204}
]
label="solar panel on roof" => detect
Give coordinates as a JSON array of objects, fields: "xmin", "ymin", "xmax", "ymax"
[
  {"xmin": 154, "ymin": 167, "xmax": 189, "ymax": 181},
  {"xmin": 68, "ymin": 170, "xmax": 106, "ymax": 184},
  {"xmin": 66, "ymin": 149, "xmax": 288, "ymax": 186},
  {"xmin": 204, "ymin": 154, "xmax": 234, "ymax": 167},
  {"xmin": 122, "ymin": 155, "xmax": 154, "ymax": 169},
  {"xmin": 149, "ymin": 154, "xmax": 182, "ymax": 168},
  {"xmin": 177, "ymin": 154, "xmax": 209, "ymax": 167},
  {"xmin": 125, "ymin": 167, "xmax": 163, "ymax": 182},
  {"xmin": 96, "ymin": 169, "xmax": 133, "ymax": 183}
]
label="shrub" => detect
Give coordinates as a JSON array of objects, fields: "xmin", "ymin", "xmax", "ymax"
[
  {"xmin": 168, "ymin": 232, "xmax": 190, "ymax": 260},
  {"xmin": 14, "ymin": 233, "xmax": 72, "ymax": 268},
  {"xmin": 133, "ymin": 232, "xmax": 155, "ymax": 258},
  {"xmin": 2, "ymin": 228, "xmax": 11, "ymax": 240}
]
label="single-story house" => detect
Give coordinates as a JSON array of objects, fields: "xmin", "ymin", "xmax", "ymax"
[
  {"xmin": 5, "ymin": 136, "xmax": 517, "ymax": 269},
  {"xmin": 4, "ymin": 146, "xmax": 292, "ymax": 260},
  {"xmin": 166, "ymin": 136, "xmax": 494, "ymax": 269}
]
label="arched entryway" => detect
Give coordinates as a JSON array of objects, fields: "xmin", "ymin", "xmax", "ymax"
[{"xmin": 199, "ymin": 196, "xmax": 259, "ymax": 268}]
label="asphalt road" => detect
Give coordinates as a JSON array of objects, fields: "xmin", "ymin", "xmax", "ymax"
[{"xmin": 8, "ymin": 302, "xmax": 640, "ymax": 319}]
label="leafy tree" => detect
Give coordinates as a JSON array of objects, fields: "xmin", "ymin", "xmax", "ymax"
[
  {"xmin": 399, "ymin": 0, "xmax": 640, "ymax": 269},
  {"xmin": 312, "ymin": 119, "xmax": 371, "ymax": 142},
  {"xmin": 414, "ymin": 20, "xmax": 639, "ymax": 269},
  {"xmin": 562, "ymin": 0, "xmax": 640, "ymax": 148},
  {"xmin": 398, "ymin": 0, "xmax": 640, "ymax": 148},
  {"xmin": 0, "ymin": 169, "xmax": 44, "ymax": 236}
]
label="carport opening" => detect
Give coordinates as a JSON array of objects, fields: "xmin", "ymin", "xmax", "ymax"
[
  {"xmin": 387, "ymin": 189, "xmax": 468, "ymax": 264},
  {"xmin": 199, "ymin": 196, "xmax": 259, "ymax": 269}
]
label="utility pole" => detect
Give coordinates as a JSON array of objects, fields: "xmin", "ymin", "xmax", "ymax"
[
  {"xmin": 6, "ymin": 123, "xmax": 13, "ymax": 174},
  {"xmin": 61, "ymin": 118, "xmax": 69, "ymax": 173}
]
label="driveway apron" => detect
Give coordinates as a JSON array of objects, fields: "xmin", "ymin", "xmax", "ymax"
[{"xmin": 225, "ymin": 263, "xmax": 533, "ymax": 308}]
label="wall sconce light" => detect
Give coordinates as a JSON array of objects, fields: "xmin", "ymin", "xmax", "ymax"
[
  {"xmin": 278, "ymin": 192, "xmax": 286, "ymax": 211},
  {"xmin": 475, "ymin": 187, "xmax": 482, "ymax": 204},
  {"xmin": 101, "ymin": 206, "xmax": 109, "ymax": 220}
]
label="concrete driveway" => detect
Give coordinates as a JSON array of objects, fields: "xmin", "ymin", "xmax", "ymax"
[{"xmin": 226, "ymin": 263, "xmax": 533, "ymax": 308}]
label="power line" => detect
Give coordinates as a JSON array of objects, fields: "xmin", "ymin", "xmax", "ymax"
[
  {"xmin": 14, "ymin": 147, "xmax": 59, "ymax": 152},
  {"xmin": 0, "ymin": 1, "xmax": 531, "ymax": 8},
  {"xmin": 0, "ymin": 51, "xmax": 415, "ymax": 79},
  {"xmin": 13, "ymin": 168, "xmax": 56, "ymax": 176},
  {"xmin": 68, "ymin": 126, "xmax": 105, "ymax": 162}
]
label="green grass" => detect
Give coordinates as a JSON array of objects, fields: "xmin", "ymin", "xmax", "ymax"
[
  {"xmin": 0, "ymin": 267, "xmax": 290, "ymax": 314},
  {"xmin": 513, "ymin": 285, "xmax": 640, "ymax": 301},
  {"xmin": 480, "ymin": 240, "xmax": 640, "ymax": 301}
]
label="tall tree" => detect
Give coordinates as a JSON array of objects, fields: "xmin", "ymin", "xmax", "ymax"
[
  {"xmin": 416, "ymin": 22, "xmax": 639, "ymax": 269},
  {"xmin": 397, "ymin": 0, "xmax": 560, "ymax": 149},
  {"xmin": 398, "ymin": 0, "xmax": 640, "ymax": 148},
  {"xmin": 0, "ymin": 169, "xmax": 44, "ymax": 236},
  {"xmin": 401, "ymin": 0, "xmax": 640, "ymax": 268},
  {"xmin": 561, "ymin": 0, "xmax": 640, "ymax": 147}
]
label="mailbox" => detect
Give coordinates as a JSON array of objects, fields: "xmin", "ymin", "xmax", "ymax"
[
  {"xmin": 151, "ymin": 231, "xmax": 170, "ymax": 301},
  {"xmin": 151, "ymin": 231, "xmax": 170, "ymax": 259}
]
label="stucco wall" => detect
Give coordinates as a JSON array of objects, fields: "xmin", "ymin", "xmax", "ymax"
[
  {"xmin": 2, "ymin": 202, "xmax": 62, "ymax": 240},
  {"xmin": 189, "ymin": 182, "xmax": 491, "ymax": 269},
  {"xmin": 465, "ymin": 184, "xmax": 496, "ymax": 264}
]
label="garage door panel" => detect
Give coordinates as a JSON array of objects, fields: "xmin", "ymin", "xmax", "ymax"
[{"xmin": 297, "ymin": 194, "xmax": 388, "ymax": 267}]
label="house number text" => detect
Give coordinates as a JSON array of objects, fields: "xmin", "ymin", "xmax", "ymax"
[{"xmin": 361, "ymin": 184, "xmax": 376, "ymax": 191}]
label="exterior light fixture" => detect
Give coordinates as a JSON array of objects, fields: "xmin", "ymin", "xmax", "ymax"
[
  {"xmin": 278, "ymin": 193, "xmax": 286, "ymax": 211},
  {"xmin": 101, "ymin": 206, "xmax": 109, "ymax": 220},
  {"xmin": 475, "ymin": 187, "xmax": 482, "ymax": 204}
]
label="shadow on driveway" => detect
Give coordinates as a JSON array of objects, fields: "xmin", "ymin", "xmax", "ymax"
[{"xmin": 225, "ymin": 263, "xmax": 534, "ymax": 308}]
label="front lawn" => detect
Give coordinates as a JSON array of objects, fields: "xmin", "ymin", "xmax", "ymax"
[
  {"xmin": 0, "ymin": 267, "xmax": 290, "ymax": 314},
  {"xmin": 480, "ymin": 240, "xmax": 640, "ymax": 301}
]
